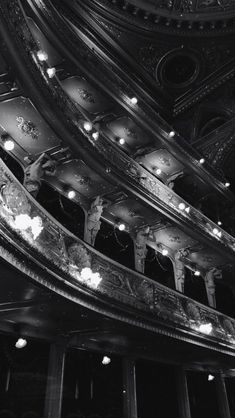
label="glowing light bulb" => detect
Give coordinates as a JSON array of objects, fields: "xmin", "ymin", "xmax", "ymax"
[
  {"xmin": 194, "ymin": 270, "xmax": 200, "ymax": 276},
  {"xmin": 178, "ymin": 202, "xmax": 186, "ymax": 210},
  {"xmin": 119, "ymin": 138, "xmax": 125, "ymax": 145},
  {"xmin": 225, "ymin": 182, "xmax": 230, "ymax": 188},
  {"xmin": 213, "ymin": 228, "xmax": 219, "ymax": 235},
  {"xmin": 162, "ymin": 249, "xmax": 168, "ymax": 256},
  {"xmin": 102, "ymin": 356, "xmax": 111, "ymax": 365},
  {"xmin": 15, "ymin": 338, "xmax": 27, "ymax": 349},
  {"xmin": 3, "ymin": 139, "xmax": 15, "ymax": 151},
  {"xmin": 83, "ymin": 121, "xmax": 92, "ymax": 132},
  {"xmin": 208, "ymin": 374, "xmax": 215, "ymax": 381},
  {"xmin": 118, "ymin": 223, "xmax": 126, "ymax": 231},
  {"xmin": 68, "ymin": 190, "xmax": 76, "ymax": 199},
  {"xmin": 169, "ymin": 131, "xmax": 175, "ymax": 138},
  {"xmin": 217, "ymin": 221, "xmax": 222, "ymax": 226},
  {"xmin": 37, "ymin": 50, "xmax": 48, "ymax": 61},
  {"xmin": 198, "ymin": 323, "xmax": 212, "ymax": 334},
  {"xmin": 199, "ymin": 158, "xmax": 205, "ymax": 164},
  {"xmin": 130, "ymin": 97, "xmax": 138, "ymax": 105},
  {"xmin": 185, "ymin": 206, "xmax": 190, "ymax": 213},
  {"xmin": 92, "ymin": 132, "xmax": 99, "ymax": 140},
  {"xmin": 46, "ymin": 67, "xmax": 56, "ymax": 78},
  {"xmin": 155, "ymin": 168, "xmax": 162, "ymax": 175}
]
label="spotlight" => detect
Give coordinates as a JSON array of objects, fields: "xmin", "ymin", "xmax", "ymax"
[
  {"xmin": 178, "ymin": 202, "xmax": 186, "ymax": 210},
  {"xmin": 119, "ymin": 138, "xmax": 125, "ymax": 145},
  {"xmin": 162, "ymin": 249, "xmax": 168, "ymax": 256},
  {"xmin": 169, "ymin": 131, "xmax": 175, "ymax": 138},
  {"xmin": 102, "ymin": 356, "xmax": 111, "ymax": 365},
  {"xmin": 199, "ymin": 158, "xmax": 205, "ymax": 164},
  {"xmin": 37, "ymin": 50, "xmax": 48, "ymax": 62},
  {"xmin": 46, "ymin": 67, "xmax": 56, "ymax": 78},
  {"xmin": 118, "ymin": 223, "xmax": 126, "ymax": 231},
  {"xmin": 92, "ymin": 132, "xmax": 99, "ymax": 140},
  {"xmin": 225, "ymin": 182, "xmax": 230, "ymax": 188},
  {"xmin": 3, "ymin": 139, "xmax": 15, "ymax": 151},
  {"xmin": 194, "ymin": 270, "xmax": 200, "ymax": 276},
  {"xmin": 208, "ymin": 374, "xmax": 215, "ymax": 381},
  {"xmin": 68, "ymin": 190, "xmax": 76, "ymax": 199},
  {"xmin": 83, "ymin": 121, "xmax": 93, "ymax": 132},
  {"xmin": 15, "ymin": 338, "xmax": 27, "ymax": 349},
  {"xmin": 130, "ymin": 97, "xmax": 138, "ymax": 105}
]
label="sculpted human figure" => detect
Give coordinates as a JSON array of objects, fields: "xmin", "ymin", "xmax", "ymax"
[
  {"xmin": 134, "ymin": 226, "xmax": 150, "ymax": 273},
  {"xmin": 204, "ymin": 267, "xmax": 222, "ymax": 308},
  {"xmin": 171, "ymin": 248, "xmax": 189, "ymax": 293},
  {"xmin": 23, "ymin": 153, "xmax": 56, "ymax": 197},
  {"xmin": 84, "ymin": 196, "xmax": 104, "ymax": 246}
]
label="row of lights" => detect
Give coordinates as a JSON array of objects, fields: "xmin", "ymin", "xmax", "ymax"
[{"xmin": 36, "ymin": 50, "xmax": 56, "ymax": 79}]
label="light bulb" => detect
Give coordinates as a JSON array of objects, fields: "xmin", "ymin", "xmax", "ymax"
[
  {"xmin": 46, "ymin": 67, "xmax": 56, "ymax": 78},
  {"xmin": 92, "ymin": 132, "xmax": 99, "ymax": 140},
  {"xmin": 37, "ymin": 50, "xmax": 48, "ymax": 61},
  {"xmin": 194, "ymin": 270, "xmax": 200, "ymax": 276},
  {"xmin": 213, "ymin": 228, "xmax": 219, "ymax": 235},
  {"xmin": 198, "ymin": 323, "xmax": 212, "ymax": 335},
  {"xmin": 225, "ymin": 182, "xmax": 230, "ymax": 188},
  {"xmin": 217, "ymin": 221, "xmax": 222, "ymax": 226},
  {"xmin": 155, "ymin": 168, "xmax": 162, "ymax": 175},
  {"xmin": 102, "ymin": 356, "xmax": 111, "ymax": 365},
  {"xmin": 185, "ymin": 206, "xmax": 190, "ymax": 213},
  {"xmin": 169, "ymin": 131, "xmax": 175, "ymax": 138},
  {"xmin": 162, "ymin": 249, "xmax": 168, "ymax": 256},
  {"xmin": 208, "ymin": 374, "xmax": 215, "ymax": 381},
  {"xmin": 119, "ymin": 138, "xmax": 125, "ymax": 145},
  {"xmin": 130, "ymin": 97, "xmax": 138, "ymax": 105},
  {"xmin": 178, "ymin": 203, "xmax": 186, "ymax": 210},
  {"xmin": 199, "ymin": 158, "xmax": 205, "ymax": 164},
  {"xmin": 3, "ymin": 139, "xmax": 15, "ymax": 151},
  {"xmin": 83, "ymin": 121, "xmax": 92, "ymax": 132},
  {"xmin": 68, "ymin": 190, "xmax": 76, "ymax": 199},
  {"xmin": 15, "ymin": 338, "xmax": 27, "ymax": 349},
  {"xmin": 118, "ymin": 223, "xmax": 126, "ymax": 231}
]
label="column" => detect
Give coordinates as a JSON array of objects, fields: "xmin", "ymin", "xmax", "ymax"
[
  {"xmin": 176, "ymin": 368, "xmax": 191, "ymax": 418},
  {"xmin": 43, "ymin": 340, "xmax": 66, "ymax": 418},
  {"xmin": 123, "ymin": 358, "xmax": 138, "ymax": 418},
  {"xmin": 215, "ymin": 374, "xmax": 231, "ymax": 418}
]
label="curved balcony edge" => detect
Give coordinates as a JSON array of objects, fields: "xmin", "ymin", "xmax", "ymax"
[{"xmin": 0, "ymin": 159, "xmax": 235, "ymax": 356}]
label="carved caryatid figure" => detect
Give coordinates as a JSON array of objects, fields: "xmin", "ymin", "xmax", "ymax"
[
  {"xmin": 84, "ymin": 196, "xmax": 104, "ymax": 246},
  {"xmin": 204, "ymin": 267, "xmax": 222, "ymax": 308},
  {"xmin": 171, "ymin": 248, "xmax": 189, "ymax": 293},
  {"xmin": 134, "ymin": 226, "xmax": 150, "ymax": 273},
  {"xmin": 23, "ymin": 153, "xmax": 56, "ymax": 197}
]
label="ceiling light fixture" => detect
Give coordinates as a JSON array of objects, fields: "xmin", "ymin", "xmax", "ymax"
[
  {"xmin": 46, "ymin": 67, "xmax": 56, "ymax": 78},
  {"xmin": 3, "ymin": 139, "xmax": 15, "ymax": 151},
  {"xmin": 119, "ymin": 138, "xmax": 125, "ymax": 145},
  {"xmin": 15, "ymin": 337, "xmax": 27, "ymax": 349},
  {"xmin": 83, "ymin": 121, "xmax": 93, "ymax": 132},
  {"xmin": 92, "ymin": 132, "xmax": 99, "ymax": 140},
  {"xmin": 118, "ymin": 223, "xmax": 126, "ymax": 231},
  {"xmin": 68, "ymin": 190, "xmax": 76, "ymax": 199},
  {"xmin": 130, "ymin": 97, "xmax": 138, "ymax": 105},
  {"xmin": 37, "ymin": 50, "xmax": 48, "ymax": 62},
  {"xmin": 102, "ymin": 356, "xmax": 111, "ymax": 365}
]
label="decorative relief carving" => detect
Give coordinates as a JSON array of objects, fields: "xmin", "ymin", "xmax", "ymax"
[
  {"xmin": 16, "ymin": 116, "xmax": 39, "ymax": 140},
  {"xmin": 77, "ymin": 88, "xmax": 95, "ymax": 103}
]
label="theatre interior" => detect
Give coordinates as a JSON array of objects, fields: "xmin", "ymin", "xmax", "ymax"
[{"xmin": 0, "ymin": 0, "xmax": 235, "ymax": 417}]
